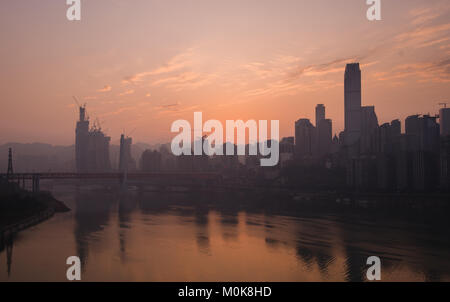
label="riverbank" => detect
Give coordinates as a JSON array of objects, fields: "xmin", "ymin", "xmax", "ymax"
[{"xmin": 0, "ymin": 179, "xmax": 70, "ymax": 231}]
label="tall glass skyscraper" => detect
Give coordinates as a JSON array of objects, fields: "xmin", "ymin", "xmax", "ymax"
[{"xmin": 344, "ymin": 63, "xmax": 362, "ymax": 146}]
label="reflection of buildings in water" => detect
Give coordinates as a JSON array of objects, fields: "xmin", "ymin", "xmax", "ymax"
[
  {"xmin": 257, "ymin": 213, "xmax": 337, "ymax": 280},
  {"xmin": 139, "ymin": 192, "xmax": 174, "ymax": 215},
  {"xmin": 219, "ymin": 208, "xmax": 239, "ymax": 242},
  {"xmin": 342, "ymin": 246, "xmax": 366, "ymax": 282},
  {"xmin": 326, "ymin": 211, "xmax": 449, "ymax": 282},
  {"xmin": 73, "ymin": 190, "xmax": 114, "ymax": 270},
  {"xmin": 117, "ymin": 192, "xmax": 138, "ymax": 263},
  {"xmin": 193, "ymin": 206, "xmax": 210, "ymax": 255},
  {"xmin": 0, "ymin": 234, "xmax": 14, "ymax": 277},
  {"xmin": 6, "ymin": 238, "xmax": 12, "ymax": 277},
  {"xmin": 71, "ymin": 189, "xmax": 450, "ymax": 281},
  {"xmin": 292, "ymin": 219, "xmax": 335, "ymax": 279}
]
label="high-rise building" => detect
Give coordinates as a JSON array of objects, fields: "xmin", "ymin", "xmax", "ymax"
[
  {"xmin": 119, "ymin": 134, "xmax": 134, "ymax": 173},
  {"xmin": 360, "ymin": 106, "xmax": 379, "ymax": 154},
  {"xmin": 440, "ymin": 136, "xmax": 450, "ymax": 190},
  {"xmin": 75, "ymin": 106, "xmax": 111, "ymax": 172},
  {"xmin": 280, "ymin": 137, "xmax": 295, "ymax": 167},
  {"xmin": 406, "ymin": 115, "xmax": 440, "ymax": 152},
  {"xmin": 75, "ymin": 106, "xmax": 90, "ymax": 173},
  {"xmin": 344, "ymin": 63, "xmax": 362, "ymax": 146},
  {"xmin": 315, "ymin": 104, "xmax": 325, "ymax": 127},
  {"xmin": 404, "ymin": 114, "xmax": 440, "ymax": 191},
  {"xmin": 312, "ymin": 104, "xmax": 332, "ymax": 157},
  {"xmin": 295, "ymin": 119, "xmax": 316, "ymax": 159},
  {"xmin": 440, "ymin": 107, "xmax": 450, "ymax": 137},
  {"xmin": 317, "ymin": 119, "xmax": 332, "ymax": 157}
]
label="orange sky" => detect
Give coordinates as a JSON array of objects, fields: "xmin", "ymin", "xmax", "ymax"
[{"xmin": 1, "ymin": 0, "xmax": 449, "ymax": 145}]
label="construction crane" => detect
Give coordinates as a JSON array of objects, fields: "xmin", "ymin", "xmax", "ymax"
[
  {"xmin": 73, "ymin": 96, "xmax": 87, "ymax": 109},
  {"xmin": 72, "ymin": 96, "xmax": 80, "ymax": 107}
]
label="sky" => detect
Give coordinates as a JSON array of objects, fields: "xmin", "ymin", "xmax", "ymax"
[{"xmin": 0, "ymin": 0, "xmax": 449, "ymax": 145}]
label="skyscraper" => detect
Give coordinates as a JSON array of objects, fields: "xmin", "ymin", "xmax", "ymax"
[
  {"xmin": 317, "ymin": 119, "xmax": 332, "ymax": 157},
  {"xmin": 315, "ymin": 104, "xmax": 325, "ymax": 127},
  {"xmin": 75, "ymin": 105, "xmax": 111, "ymax": 173},
  {"xmin": 440, "ymin": 107, "xmax": 450, "ymax": 137},
  {"xmin": 119, "ymin": 134, "xmax": 134, "ymax": 173},
  {"xmin": 75, "ymin": 106, "xmax": 89, "ymax": 172},
  {"xmin": 344, "ymin": 63, "xmax": 362, "ymax": 146},
  {"xmin": 360, "ymin": 106, "xmax": 379, "ymax": 154},
  {"xmin": 295, "ymin": 119, "xmax": 316, "ymax": 158}
]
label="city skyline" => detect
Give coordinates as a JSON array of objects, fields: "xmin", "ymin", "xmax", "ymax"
[
  {"xmin": 1, "ymin": 0, "xmax": 450, "ymax": 145},
  {"xmin": 3, "ymin": 1, "xmax": 450, "ymax": 285}
]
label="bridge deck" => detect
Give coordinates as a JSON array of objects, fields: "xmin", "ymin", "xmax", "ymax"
[{"xmin": 0, "ymin": 172, "xmax": 222, "ymax": 180}]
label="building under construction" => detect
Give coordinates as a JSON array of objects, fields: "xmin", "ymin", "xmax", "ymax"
[{"xmin": 75, "ymin": 105, "xmax": 111, "ymax": 172}]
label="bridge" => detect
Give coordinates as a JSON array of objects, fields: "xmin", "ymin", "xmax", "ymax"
[
  {"xmin": 1, "ymin": 147, "xmax": 224, "ymax": 192},
  {"xmin": 1, "ymin": 172, "xmax": 223, "ymax": 193}
]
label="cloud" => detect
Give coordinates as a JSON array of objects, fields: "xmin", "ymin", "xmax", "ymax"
[
  {"xmin": 122, "ymin": 48, "xmax": 195, "ymax": 84},
  {"xmin": 394, "ymin": 3, "xmax": 450, "ymax": 50},
  {"xmin": 119, "ymin": 89, "xmax": 135, "ymax": 96},
  {"xmin": 98, "ymin": 85, "xmax": 112, "ymax": 92},
  {"xmin": 99, "ymin": 102, "xmax": 151, "ymax": 117},
  {"xmin": 150, "ymin": 71, "xmax": 216, "ymax": 91},
  {"xmin": 83, "ymin": 96, "xmax": 98, "ymax": 100},
  {"xmin": 409, "ymin": 3, "xmax": 450, "ymax": 26},
  {"xmin": 155, "ymin": 102, "xmax": 200, "ymax": 116},
  {"xmin": 373, "ymin": 58, "xmax": 450, "ymax": 84},
  {"xmin": 155, "ymin": 102, "xmax": 180, "ymax": 110}
]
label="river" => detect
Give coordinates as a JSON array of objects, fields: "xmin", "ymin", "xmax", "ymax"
[{"xmin": 1, "ymin": 184, "xmax": 450, "ymax": 281}]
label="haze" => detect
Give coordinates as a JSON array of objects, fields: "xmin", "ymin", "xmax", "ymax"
[{"xmin": 1, "ymin": 0, "xmax": 449, "ymax": 145}]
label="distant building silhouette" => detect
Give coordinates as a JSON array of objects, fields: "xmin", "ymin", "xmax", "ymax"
[
  {"xmin": 440, "ymin": 136, "xmax": 450, "ymax": 190},
  {"xmin": 344, "ymin": 63, "xmax": 362, "ymax": 146},
  {"xmin": 75, "ymin": 106, "xmax": 111, "ymax": 172},
  {"xmin": 439, "ymin": 107, "xmax": 450, "ymax": 137},
  {"xmin": 141, "ymin": 149, "xmax": 162, "ymax": 172},
  {"xmin": 119, "ymin": 134, "xmax": 136, "ymax": 173},
  {"xmin": 295, "ymin": 119, "xmax": 316, "ymax": 161},
  {"xmin": 280, "ymin": 137, "xmax": 295, "ymax": 167},
  {"xmin": 315, "ymin": 104, "xmax": 325, "ymax": 127},
  {"xmin": 360, "ymin": 106, "xmax": 379, "ymax": 154}
]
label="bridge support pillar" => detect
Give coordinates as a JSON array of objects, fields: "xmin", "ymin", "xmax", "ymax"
[{"xmin": 32, "ymin": 175, "xmax": 40, "ymax": 193}]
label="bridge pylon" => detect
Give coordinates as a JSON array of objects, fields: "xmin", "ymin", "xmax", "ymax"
[{"xmin": 7, "ymin": 148, "xmax": 13, "ymax": 178}]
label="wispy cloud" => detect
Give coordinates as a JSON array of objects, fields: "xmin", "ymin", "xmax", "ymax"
[
  {"xmin": 97, "ymin": 85, "xmax": 112, "ymax": 92},
  {"xmin": 119, "ymin": 89, "xmax": 135, "ymax": 96},
  {"xmin": 122, "ymin": 48, "xmax": 195, "ymax": 84},
  {"xmin": 409, "ymin": 2, "xmax": 450, "ymax": 25},
  {"xmin": 83, "ymin": 96, "xmax": 98, "ymax": 100},
  {"xmin": 373, "ymin": 59, "xmax": 450, "ymax": 84}
]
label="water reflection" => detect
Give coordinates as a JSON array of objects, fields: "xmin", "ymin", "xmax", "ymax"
[
  {"xmin": 0, "ymin": 234, "xmax": 14, "ymax": 277},
  {"xmin": 74, "ymin": 189, "xmax": 114, "ymax": 271},
  {"xmin": 1, "ymin": 187, "xmax": 450, "ymax": 281}
]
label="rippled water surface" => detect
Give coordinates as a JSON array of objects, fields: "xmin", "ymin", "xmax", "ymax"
[{"xmin": 1, "ymin": 185, "xmax": 450, "ymax": 281}]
